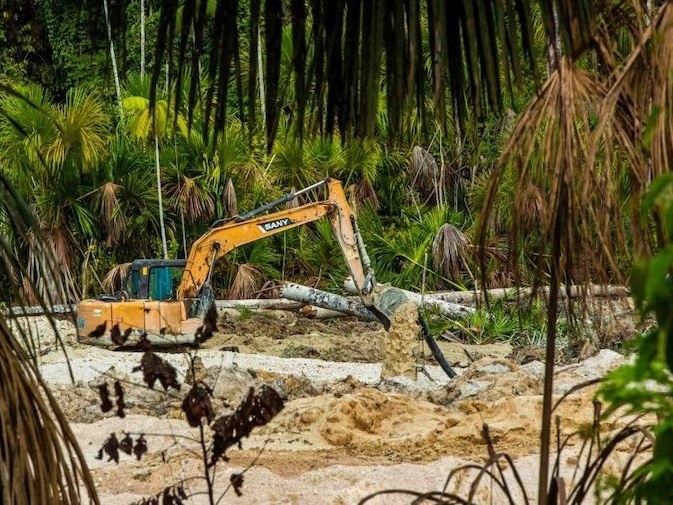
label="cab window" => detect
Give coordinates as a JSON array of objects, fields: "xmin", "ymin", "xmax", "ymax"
[
  {"xmin": 126, "ymin": 269, "xmax": 141, "ymax": 298},
  {"xmin": 148, "ymin": 266, "xmax": 183, "ymax": 300}
]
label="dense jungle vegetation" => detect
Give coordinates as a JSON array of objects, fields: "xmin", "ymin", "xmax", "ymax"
[
  {"xmin": 0, "ymin": 0, "xmax": 557, "ymax": 305},
  {"xmin": 1, "ymin": 1, "xmax": 670, "ymax": 308},
  {"xmin": 5, "ymin": 2, "xmax": 673, "ymax": 503}
]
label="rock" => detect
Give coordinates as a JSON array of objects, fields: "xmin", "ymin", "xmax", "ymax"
[
  {"xmin": 520, "ymin": 360, "xmax": 545, "ymax": 379},
  {"xmin": 459, "ymin": 380, "xmax": 492, "ymax": 398},
  {"xmin": 475, "ymin": 361, "xmax": 515, "ymax": 375},
  {"xmin": 578, "ymin": 349, "xmax": 626, "ymax": 375}
]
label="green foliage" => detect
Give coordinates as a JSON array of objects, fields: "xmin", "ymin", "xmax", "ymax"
[
  {"xmin": 599, "ymin": 173, "xmax": 673, "ymax": 502},
  {"xmin": 365, "ymin": 204, "xmax": 471, "ymax": 291},
  {"xmin": 35, "ymin": 0, "xmax": 108, "ymax": 95},
  {"xmin": 425, "ymin": 298, "xmax": 560, "ymax": 346}
]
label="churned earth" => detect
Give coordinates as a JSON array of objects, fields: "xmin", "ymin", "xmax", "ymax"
[{"xmin": 10, "ymin": 301, "xmax": 641, "ymax": 504}]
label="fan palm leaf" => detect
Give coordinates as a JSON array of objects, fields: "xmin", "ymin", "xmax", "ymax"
[
  {"xmin": 0, "ymin": 84, "xmax": 54, "ymax": 187},
  {"xmin": 102, "ymin": 262, "xmax": 132, "ymax": 292},
  {"xmin": 166, "ymin": 174, "xmax": 215, "ymax": 224},
  {"xmin": 432, "ymin": 222, "xmax": 470, "ymax": 281},
  {"xmin": 93, "ymin": 182, "xmax": 125, "ymax": 246},
  {"xmin": 223, "ymin": 178, "xmax": 238, "ymax": 217},
  {"xmin": 228, "ymin": 262, "xmax": 261, "ymax": 299},
  {"xmin": 0, "ymin": 173, "xmax": 99, "ymax": 504},
  {"xmin": 44, "ymin": 88, "xmax": 109, "ymax": 174}
]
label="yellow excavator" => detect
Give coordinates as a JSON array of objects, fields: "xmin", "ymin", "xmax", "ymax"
[{"xmin": 77, "ymin": 178, "xmax": 388, "ymax": 347}]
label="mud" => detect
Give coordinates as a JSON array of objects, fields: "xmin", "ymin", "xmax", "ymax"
[
  {"xmin": 381, "ymin": 303, "xmax": 421, "ymax": 379},
  {"xmin": 202, "ymin": 312, "xmax": 385, "ymax": 362}
]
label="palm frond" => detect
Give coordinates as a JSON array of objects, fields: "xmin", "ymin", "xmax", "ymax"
[
  {"xmin": 94, "ymin": 182, "xmax": 125, "ymax": 246},
  {"xmin": 223, "ymin": 178, "xmax": 238, "ymax": 217},
  {"xmin": 167, "ymin": 175, "xmax": 215, "ymax": 224},
  {"xmin": 351, "ymin": 178, "xmax": 380, "ymax": 210},
  {"xmin": 102, "ymin": 262, "xmax": 131, "ymax": 293},
  {"xmin": 0, "ymin": 172, "xmax": 99, "ymax": 503},
  {"xmin": 515, "ymin": 182, "xmax": 547, "ymax": 235},
  {"xmin": 228, "ymin": 263, "xmax": 260, "ymax": 300},
  {"xmin": 45, "ymin": 88, "xmax": 109, "ymax": 173},
  {"xmin": 0, "ymin": 320, "xmax": 100, "ymax": 504},
  {"xmin": 432, "ymin": 223, "xmax": 470, "ymax": 280},
  {"xmin": 154, "ymin": 0, "xmax": 599, "ymax": 145},
  {"xmin": 409, "ymin": 146, "xmax": 439, "ymax": 197}
]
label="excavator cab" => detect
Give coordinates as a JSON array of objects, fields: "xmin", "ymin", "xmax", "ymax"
[{"xmin": 124, "ymin": 259, "xmax": 187, "ymax": 301}]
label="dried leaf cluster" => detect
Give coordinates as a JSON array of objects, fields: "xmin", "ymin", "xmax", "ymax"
[
  {"xmin": 97, "ymin": 380, "xmax": 126, "ymax": 418},
  {"xmin": 210, "ymin": 385, "xmax": 285, "ymax": 466},
  {"xmin": 94, "ymin": 345, "xmax": 285, "ymax": 502},
  {"xmin": 110, "ymin": 323, "xmax": 133, "ymax": 345},
  {"xmin": 181, "ymin": 381, "xmax": 214, "ymax": 427},
  {"xmin": 133, "ymin": 351, "xmax": 181, "ymax": 391},
  {"xmin": 96, "ymin": 433, "xmax": 147, "ymax": 463}
]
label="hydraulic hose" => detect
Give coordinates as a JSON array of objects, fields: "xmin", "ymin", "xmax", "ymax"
[{"xmin": 418, "ymin": 310, "xmax": 457, "ymax": 379}]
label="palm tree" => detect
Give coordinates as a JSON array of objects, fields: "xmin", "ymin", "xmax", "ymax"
[
  {"xmin": 122, "ymin": 76, "xmax": 188, "ymax": 258},
  {"xmin": 0, "ymin": 85, "xmax": 110, "ymax": 303},
  {"xmin": 87, "ymin": 134, "xmax": 160, "ymax": 254},
  {"xmin": 0, "ymin": 167, "xmax": 99, "ymax": 503}
]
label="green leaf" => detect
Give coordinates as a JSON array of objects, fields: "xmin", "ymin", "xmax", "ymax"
[
  {"xmin": 643, "ymin": 105, "xmax": 662, "ymax": 152},
  {"xmin": 641, "ymin": 172, "xmax": 673, "ymax": 222},
  {"xmin": 630, "ymin": 260, "xmax": 649, "ymax": 313},
  {"xmin": 644, "ymin": 247, "xmax": 673, "ymax": 323}
]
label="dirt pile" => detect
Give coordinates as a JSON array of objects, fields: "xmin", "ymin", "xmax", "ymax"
[
  {"xmin": 8, "ymin": 314, "xmax": 77, "ymax": 354},
  {"xmin": 430, "ymin": 357, "xmax": 542, "ymax": 405},
  {"xmin": 15, "ymin": 310, "xmax": 637, "ymax": 504},
  {"xmin": 203, "ymin": 312, "xmax": 385, "ymax": 363}
]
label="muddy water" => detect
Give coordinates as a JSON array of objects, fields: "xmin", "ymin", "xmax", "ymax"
[{"xmin": 381, "ymin": 302, "xmax": 421, "ymax": 380}]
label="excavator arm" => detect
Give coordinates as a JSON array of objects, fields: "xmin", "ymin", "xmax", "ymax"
[{"xmin": 177, "ymin": 178, "xmax": 376, "ymax": 303}]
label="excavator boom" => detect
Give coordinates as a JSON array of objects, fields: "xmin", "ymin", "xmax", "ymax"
[{"xmin": 177, "ymin": 178, "xmax": 372, "ymax": 300}]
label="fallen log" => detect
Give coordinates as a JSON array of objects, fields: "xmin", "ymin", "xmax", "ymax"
[
  {"xmin": 218, "ymin": 305, "xmax": 348, "ymax": 320},
  {"xmin": 280, "ymin": 283, "xmax": 382, "ymax": 322},
  {"xmin": 370, "ymin": 286, "xmax": 475, "ymax": 319},
  {"xmin": 3, "ymin": 298, "xmax": 350, "ymax": 322},
  {"xmin": 281, "ymin": 282, "xmax": 475, "ymax": 323},
  {"xmin": 214, "ymin": 298, "xmax": 304, "ymax": 311},
  {"xmin": 2, "ymin": 304, "xmax": 77, "ymax": 318},
  {"xmin": 344, "ymin": 278, "xmax": 631, "ymax": 305},
  {"xmin": 430, "ymin": 284, "xmax": 631, "ymax": 304}
]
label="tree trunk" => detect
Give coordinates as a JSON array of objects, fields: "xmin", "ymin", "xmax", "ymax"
[
  {"xmin": 155, "ymin": 132, "xmax": 168, "ymax": 259},
  {"xmin": 140, "ymin": 0, "xmax": 146, "ymax": 76},
  {"xmin": 281, "ymin": 283, "xmax": 382, "ymax": 322},
  {"xmin": 257, "ymin": 25, "xmax": 266, "ymax": 130},
  {"xmin": 103, "ymin": 0, "xmax": 123, "ymax": 117},
  {"xmin": 281, "ymin": 282, "xmax": 474, "ymax": 322},
  {"xmin": 214, "ymin": 299, "xmax": 304, "ymax": 310}
]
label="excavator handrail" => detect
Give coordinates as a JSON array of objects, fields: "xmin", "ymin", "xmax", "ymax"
[{"xmin": 208, "ymin": 178, "xmax": 330, "ymax": 229}]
